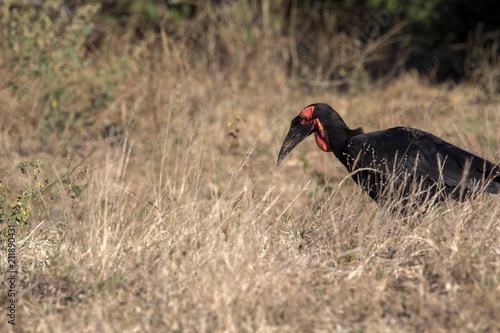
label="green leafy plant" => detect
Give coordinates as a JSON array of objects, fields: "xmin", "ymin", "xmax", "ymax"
[
  {"xmin": 0, "ymin": 160, "xmax": 43, "ymax": 248},
  {"xmin": 0, "ymin": 157, "xmax": 90, "ymax": 249},
  {"xmin": 11, "ymin": 160, "xmax": 43, "ymax": 225},
  {"xmin": 1, "ymin": 1, "xmax": 115, "ymax": 139}
]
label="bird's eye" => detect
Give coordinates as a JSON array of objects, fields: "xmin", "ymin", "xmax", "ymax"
[{"xmin": 300, "ymin": 117, "xmax": 307, "ymax": 123}]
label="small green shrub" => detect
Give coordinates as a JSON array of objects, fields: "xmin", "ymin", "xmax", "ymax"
[
  {"xmin": 0, "ymin": 160, "xmax": 42, "ymax": 248},
  {"xmin": 1, "ymin": 1, "xmax": 115, "ymax": 139},
  {"xmin": 0, "ymin": 157, "xmax": 89, "ymax": 249}
]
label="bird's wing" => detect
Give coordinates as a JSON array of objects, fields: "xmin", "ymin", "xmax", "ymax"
[
  {"xmin": 346, "ymin": 127, "xmax": 500, "ymax": 193},
  {"xmin": 411, "ymin": 130, "xmax": 500, "ymax": 193}
]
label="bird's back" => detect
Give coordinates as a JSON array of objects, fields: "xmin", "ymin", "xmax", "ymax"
[{"xmin": 343, "ymin": 127, "xmax": 500, "ymax": 203}]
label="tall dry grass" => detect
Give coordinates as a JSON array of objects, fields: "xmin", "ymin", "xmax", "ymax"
[{"xmin": 1, "ymin": 2, "xmax": 500, "ymax": 332}]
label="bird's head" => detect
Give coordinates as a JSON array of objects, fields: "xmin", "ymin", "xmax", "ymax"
[{"xmin": 277, "ymin": 103, "xmax": 335, "ymax": 166}]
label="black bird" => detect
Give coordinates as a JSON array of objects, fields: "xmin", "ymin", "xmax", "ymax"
[{"xmin": 277, "ymin": 103, "xmax": 500, "ymax": 208}]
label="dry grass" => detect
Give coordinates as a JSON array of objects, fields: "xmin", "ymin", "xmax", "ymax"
[{"xmin": 1, "ymin": 4, "xmax": 500, "ymax": 332}]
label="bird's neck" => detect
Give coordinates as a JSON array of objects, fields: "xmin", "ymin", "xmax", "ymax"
[{"xmin": 327, "ymin": 124, "xmax": 363, "ymax": 169}]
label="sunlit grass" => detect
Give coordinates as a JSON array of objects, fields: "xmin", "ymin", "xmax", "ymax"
[{"xmin": 0, "ymin": 3, "xmax": 499, "ymax": 332}]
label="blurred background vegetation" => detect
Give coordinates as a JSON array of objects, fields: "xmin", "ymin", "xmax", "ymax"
[
  {"xmin": 4, "ymin": 0, "xmax": 499, "ymax": 79},
  {"xmin": 1, "ymin": 0, "xmax": 499, "ymax": 143}
]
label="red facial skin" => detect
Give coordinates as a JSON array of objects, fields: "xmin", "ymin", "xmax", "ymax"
[
  {"xmin": 299, "ymin": 106, "xmax": 332, "ymax": 152},
  {"xmin": 299, "ymin": 106, "xmax": 314, "ymax": 123}
]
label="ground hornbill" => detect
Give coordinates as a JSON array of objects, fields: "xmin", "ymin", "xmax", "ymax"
[{"xmin": 277, "ymin": 103, "xmax": 500, "ymax": 209}]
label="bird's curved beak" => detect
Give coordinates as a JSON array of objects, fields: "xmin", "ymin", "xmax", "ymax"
[{"xmin": 277, "ymin": 116, "xmax": 313, "ymax": 166}]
